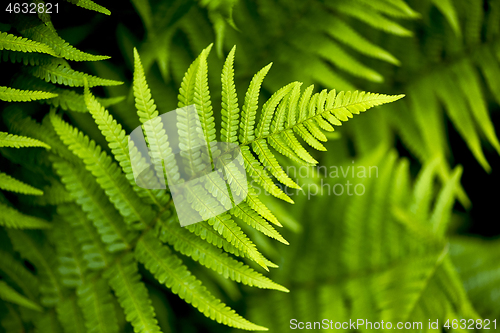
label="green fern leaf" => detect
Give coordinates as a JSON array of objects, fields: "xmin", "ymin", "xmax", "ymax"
[
  {"xmin": 28, "ymin": 60, "xmax": 123, "ymax": 87},
  {"xmin": 450, "ymin": 237, "xmax": 500, "ymax": 319},
  {"xmin": 135, "ymin": 232, "xmax": 269, "ymax": 331},
  {"xmin": 12, "ymin": 74, "xmax": 124, "ymax": 112},
  {"xmin": 240, "ymin": 63, "xmax": 273, "ymax": 143},
  {"xmin": 7, "ymin": 229, "xmax": 62, "ymax": 306},
  {"xmin": 0, "ymin": 172, "xmax": 43, "ymax": 195},
  {"xmin": 57, "ymin": 203, "xmax": 108, "ymax": 270},
  {"xmin": 431, "ymin": 0, "xmax": 461, "ymax": 36},
  {"xmin": 133, "ymin": 48, "xmax": 180, "ymax": 188},
  {"xmin": 240, "ymin": 146, "xmax": 293, "ymax": 203},
  {"xmin": 157, "ymin": 215, "xmax": 288, "ymax": 291},
  {"xmin": 430, "ymin": 166, "xmax": 463, "ymax": 238},
  {"xmin": 53, "ymin": 222, "xmax": 87, "ymax": 288},
  {"xmin": 0, "ymin": 250, "xmax": 39, "ymax": 300},
  {"xmin": 50, "ymin": 112, "xmax": 155, "ymax": 229},
  {"xmin": 52, "ymin": 157, "xmax": 135, "ymax": 253},
  {"xmin": 194, "ymin": 45, "xmax": 217, "ymax": 147},
  {"xmin": 0, "ymin": 86, "xmax": 58, "ymax": 102},
  {"xmin": 0, "ymin": 31, "xmax": 56, "ymax": 56},
  {"xmin": 178, "ymin": 44, "xmax": 213, "ymax": 108},
  {"xmin": 77, "ymin": 279, "xmax": 119, "ymax": 333},
  {"xmin": 56, "ymin": 297, "xmax": 87, "ymax": 333},
  {"xmin": 231, "ymin": 202, "xmax": 288, "ymax": 245},
  {"xmin": 15, "ymin": 15, "xmax": 110, "ymax": 61},
  {"xmin": 65, "ymin": 0, "xmax": 111, "ymax": 15},
  {"xmin": 181, "ymin": 181, "xmax": 268, "ymax": 269},
  {"xmin": 0, "ymin": 203, "xmax": 52, "ymax": 229},
  {"xmin": 84, "ymin": 79, "xmax": 168, "ymax": 207},
  {"xmin": 334, "ymin": 1, "xmax": 413, "ymax": 36},
  {"xmin": 323, "ymin": 18, "xmax": 400, "ymax": 65},
  {"xmin": 1, "ymin": 48, "xmax": 54, "ymax": 65},
  {"xmin": 0, "ymin": 281, "xmax": 42, "ymax": 312},
  {"xmin": 221, "ymin": 45, "xmax": 239, "ymax": 143},
  {"xmin": 105, "ymin": 253, "xmax": 162, "ymax": 333},
  {"xmin": 453, "ymin": 58, "xmax": 500, "ymax": 155}
]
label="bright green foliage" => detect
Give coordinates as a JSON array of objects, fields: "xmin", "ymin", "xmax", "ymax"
[
  {"xmin": 0, "ymin": 31, "xmax": 56, "ymax": 56},
  {"xmin": 15, "ymin": 15, "xmax": 109, "ymax": 62},
  {"xmin": 65, "ymin": 0, "xmax": 111, "ymax": 15},
  {"xmin": 2, "ymin": 1, "xmax": 498, "ymax": 332},
  {"xmin": 221, "ymin": 45, "xmax": 239, "ymax": 143},
  {"xmin": 136, "ymin": 232, "xmax": 268, "ymax": 331},
  {"xmin": 0, "ymin": 39, "xmax": 401, "ymax": 331},
  {"xmin": 0, "ymin": 203, "xmax": 52, "ymax": 229},
  {"xmin": 156, "ymin": 215, "xmax": 289, "ymax": 292},
  {"xmin": 0, "ymin": 86, "xmax": 58, "ymax": 102},
  {"xmin": 27, "ymin": 61, "xmax": 123, "ymax": 87},
  {"xmin": 0, "ymin": 172, "xmax": 43, "ymax": 195},
  {"xmin": 0, "ymin": 8, "xmax": 119, "ymax": 116},
  {"xmin": 50, "ymin": 112, "xmax": 155, "ymax": 229},
  {"xmin": 0, "ymin": 131, "xmax": 51, "ymax": 229},
  {"xmin": 0, "ymin": 131, "xmax": 50, "ymax": 149},
  {"xmin": 244, "ymin": 150, "xmax": 481, "ymax": 331},
  {"xmin": 0, "ymin": 281, "xmax": 42, "ymax": 311},
  {"xmin": 450, "ymin": 237, "xmax": 500, "ymax": 320},
  {"xmin": 105, "ymin": 253, "xmax": 162, "ymax": 333}
]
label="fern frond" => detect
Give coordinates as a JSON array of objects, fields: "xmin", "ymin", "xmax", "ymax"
[
  {"xmin": 52, "ymin": 157, "xmax": 135, "ymax": 253},
  {"xmin": 240, "ymin": 146, "xmax": 293, "ymax": 203},
  {"xmin": 28, "ymin": 61, "xmax": 123, "ymax": 87},
  {"xmin": 15, "ymin": 15, "xmax": 110, "ymax": 61},
  {"xmin": 0, "ymin": 31, "xmax": 56, "ymax": 55},
  {"xmin": 0, "ymin": 131, "xmax": 50, "ymax": 149},
  {"xmin": 178, "ymin": 44, "xmax": 213, "ymax": 107},
  {"xmin": 355, "ymin": 0, "xmax": 420, "ymax": 18},
  {"xmin": 1, "ymin": 48, "xmax": 54, "ymax": 65},
  {"xmin": 240, "ymin": 63, "xmax": 273, "ymax": 143},
  {"xmin": 65, "ymin": 0, "xmax": 111, "ymax": 15},
  {"xmin": 323, "ymin": 17, "xmax": 400, "ymax": 65},
  {"xmin": 0, "ymin": 203, "xmax": 52, "ymax": 229},
  {"xmin": 231, "ymin": 202, "xmax": 288, "ymax": 245},
  {"xmin": 50, "ymin": 112, "xmax": 155, "ymax": 229},
  {"xmin": 135, "ymin": 232, "xmax": 268, "ymax": 331},
  {"xmin": 0, "ymin": 281, "xmax": 42, "ymax": 312},
  {"xmin": 0, "ymin": 172, "xmax": 43, "ymax": 195},
  {"xmin": 7, "ymin": 229, "xmax": 62, "ymax": 306},
  {"xmin": 182, "ymin": 181, "xmax": 268, "ymax": 269},
  {"xmin": 434, "ymin": 72, "xmax": 490, "ymax": 171},
  {"xmin": 77, "ymin": 279, "xmax": 119, "ymax": 333},
  {"xmin": 334, "ymin": 1, "xmax": 413, "ymax": 36},
  {"xmin": 430, "ymin": 0, "xmax": 461, "ymax": 36},
  {"xmin": 105, "ymin": 253, "xmax": 162, "ymax": 333},
  {"xmin": 0, "ymin": 86, "xmax": 58, "ymax": 102},
  {"xmin": 156, "ymin": 215, "xmax": 288, "ymax": 291},
  {"xmin": 429, "ymin": 166, "xmax": 462, "ymax": 238},
  {"xmin": 194, "ymin": 45, "xmax": 217, "ymax": 147},
  {"xmin": 453, "ymin": 58, "xmax": 500, "ymax": 154},
  {"xmin": 12, "ymin": 75, "xmax": 124, "ymax": 112},
  {"xmin": 56, "ymin": 297, "xmax": 87, "ymax": 333},
  {"xmin": 84, "ymin": 80, "xmax": 168, "ymax": 207},
  {"xmin": 133, "ymin": 48, "xmax": 179, "ymax": 188},
  {"xmin": 53, "ymin": 222, "xmax": 87, "ymax": 288},
  {"xmin": 451, "ymin": 237, "xmax": 500, "ymax": 319},
  {"xmin": 221, "ymin": 45, "xmax": 239, "ymax": 143},
  {"xmin": 0, "ymin": 250, "xmax": 39, "ymax": 300},
  {"xmin": 57, "ymin": 204, "xmax": 108, "ymax": 270}
]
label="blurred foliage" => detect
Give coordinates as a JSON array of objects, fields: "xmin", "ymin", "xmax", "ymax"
[{"xmin": 1, "ymin": 0, "xmax": 500, "ymax": 332}]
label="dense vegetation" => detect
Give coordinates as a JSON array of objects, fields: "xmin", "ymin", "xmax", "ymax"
[{"xmin": 0, "ymin": 0, "xmax": 499, "ymax": 332}]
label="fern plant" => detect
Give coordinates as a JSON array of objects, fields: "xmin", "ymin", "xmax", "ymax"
[
  {"xmin": 243, "ymin": 149, "xmax": 481, "ymax": 332},
  {"xmin": 0, "ymin": 40, "xmax": 403, "ymax": 331},
  {"xmin": 0, "ymin": 1, "xmax": 121, "ymax": 112}
]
